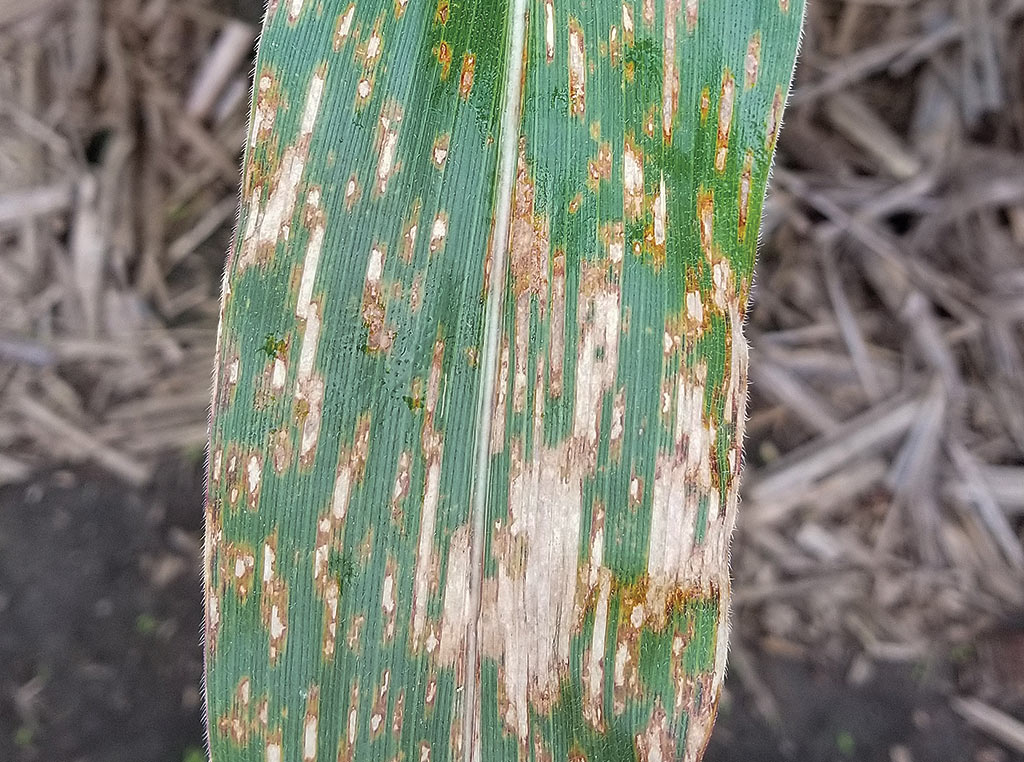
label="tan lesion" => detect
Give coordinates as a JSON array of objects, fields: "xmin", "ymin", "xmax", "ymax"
[
  {"xmin": 381, "ymin": 555, "xmax": 398, "ymax": 642},
  {"xmin": 714, "ymin": 69, "xmax": 736, "ymax": 172},
  {"xmin": 568, "ymin": 19, "xmax": 586, "ymax": 117},
  {"xmin": 333, "ymin": 3, "xmax": 356, "ymax": 50},
  {"xmin": 587, "ymin": 141, "xmax": 612, "ymax": 190},
  {"xmin": 302, "ymin": 686, "xmax": 320, "ymax": 762},
  {"xmin": 662, "ymin": 0, "xmax": 680, "ymax": 143},
  {"xmin": 685, "ymin": 0, "xmax": 698, "ymax": 31},
  {"xmin": 221, "ymin": 541, "xmax": 257, "ymax": 600},
  {"xmin": 337, "ymin": 683, "xmax": 360, "ymax": 762},
  {"xmin": 369, "ymin": 669, "xmax": 390, "ymax": 740},
  {"xmin": 434, "ymin": 40, "xmax": 453, "ymax": 79},
  {"xmin": 745, "ymin": 31, "xmax": 762, "ymax": 89},
  {"xmin": 410, "ymin": 340, "xmax": 446, "ymax": 652},
  {"xmin": 548, "ymin": 249, "xmax": 566, "ymax": 398},
  {"xmin": 361, "ymin": 242, "xmax": 395, "ymax": 352},
  {"xmin": 392, "ymin": 690, "xmax": 405, "ymax": 739},
  {"xmin": 635, "ymin": 699, "xmax": 677, "ymax": 762},
  {"xmin": 544, "ymin": 0, "xmax": 556, "ymax": 62},
  {"xmin": 431, "ymin": 134, "xmax": 450, "ymax": 170},
  {"xmin": 622, "ymin": 2, "xmax": 635, "ymax": 46},
  {"xmin": 508, "ymin": 139, "xmax": 551, "ymax": 412},
  {"xmin": 260, "ymin": 533, "xmax": 288, "ymax": 665},
  {"xmin": 237, "ymin": 65, "xmax": 327, "ymax": 273},
  {"xmin": 375, "ymin": 101, "xmax": 403, "ymax": 196},
  {"xmin": 429, "ymin": 211, "xmax": 449, "ymax": 254},
  {"xmin": 459, "ymin": 52, "xmax": 476, "ymax": 99},
  {"xmin": 738, "ymin": 149, "xmax": 755, "ymax": 242},
  {"xmin": 766, "ymin": 84, "xmax": 785, "ymax": 151},
  {"xmin": 623, "ymin": 134, "xmax": 644, "ymax": 220},
  {"xmin": 216, "ymin": 677, "xmax": 261, "ymax": 746}
]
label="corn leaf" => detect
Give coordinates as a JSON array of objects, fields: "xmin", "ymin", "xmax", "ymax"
[{"xmin": 204, "ymin": 0, "xmax": 804, "ymax": 760}]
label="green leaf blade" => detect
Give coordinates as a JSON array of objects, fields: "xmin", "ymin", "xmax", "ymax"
[{"xmin": 205, "ymin": 0, "xmax": 803, "ymax": 760}]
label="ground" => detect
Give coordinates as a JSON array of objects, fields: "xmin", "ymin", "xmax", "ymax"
[
  {"xmin": 1, "ymin": 465, "xmax": 1017, "ymax": 761},
  {"xmin": 1, "ymin": 0, "xmax": 1023, "ymax": 760}
]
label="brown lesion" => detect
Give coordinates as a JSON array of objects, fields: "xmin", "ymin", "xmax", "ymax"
[
  {"xmin": 354, "ymin": 74, "xmax": 375, "ymax": 109},
  {"xmin": 677, "ymin": 668, "xmax": 720, "ymax": 762},
  {"xmin": 237, "ymin": 65, "xmax": 327, "ymax": 274},
  {"xmin": 548, "ymin": 249, "xmax": 566, "ymax": 398},
  {"xmin": 216, "ymin": 677, "xmax": 259, "ymax": 746},
  {"xmin": 270, "ymin": 428, "xmax": 292, "ymax": 474},
  {"xmin": 587, "ymin": 141, "xmax": 612, "ymax": 190},
  {"xmin": 410, "ymin": 340, "xmax": 446, "ymax": 651},
  {"xmin": 204, "ymin": 498, "xmax": 223, "ymax": 655},
  {"xmin": 345, "ymin": 172, "xmax": 362, "ymax": 209},
  {"xmin": 369, "ymin": 669, "xmax": 390, "ymax": 740},
  {"xmin": 246, "ymin": 68, "xmax": 282, "ymax": 159},
  {"xmin": 390, "ymin": 449, "xmax": 412, "ymax": 524},
  {"xmin": 459, "ymin": 52, "xmax": 476, "ymax": 99},
  {"xmin": 766, "ymin": 84, "xmax": 785, "ymax": 151},
  {"xmin": 571, "ymin": 256, "xmax": 622, "ymax": 466},
  {"xmin": 214, "ymin": 345, "xmax": 240, "ymax": 414},
  {"xmin": 490, "ymin": 338, "xmax": 510, "ymax": 454},
  {"xmin": 508, "ymin": 138, "xmax": 551, "ymax": 413},
  {"xmin": 223, "ymin": 444, "xmax": 241, "ymax": 507},
  {"xmin": 361, "ymin": 242, "xmax": 395, "ymax": 352},
  {"xmin": 438, "ymin": 524, "xmax": 472, "ymax": 667},
  {"xmin": 390, "ymin": 690, "xmax": 405, "ymax": 739},
  {"xmin": 644, "ymin": 175, "xmax": 667, "ymax": 267},
  {"xmin": 738, "ymin": 149, "xmax": 755, "ymax": 242},
  {"xmin": 612, "ymin": 582, "xmax": 646, "ymax": 715},
  {"xmin": 635, "ymin": 699, "xmax": 677, "ymax": 762},
  {"xmin": 221, "ymin": 541, "xmax": 257, "ymax": 600},
  {"xmin": 400, "ymin": 199, "xmax": 421, "ymax": 262},
  {"xmin": 696, "ymin": 187, "xmax": 715, "ymax": 262},
  {"xmin": 609, "ymin": 387, "xmax": 626, "ymax": 460},
  {"xmin": 435, "ymin": 0, "xmax": 450, "ymax": 24},
  {"xmin": 245, "ymin": 453, "xmax": 263, "ymax": 512},
  {"xmin": 429, "ymin": 211, "xmax": 449, "ymax": 254},
  {"xmin": 434, "ymin": 40, "xmax": 452, "ymax": 79},
  {"xmin": 628, "ymin": 473, "xmax": 644, "ymax": 510},
  {"xmin": 431, "ymin": 134, "xmax": 450, "ymax": 170},
  {"xmin": 699, "ymin": 86, "xmax": 710, "ymax": 124},
  {"xmin": 322, "ymin": 576, "xmax": 340, "ymax": 660}
]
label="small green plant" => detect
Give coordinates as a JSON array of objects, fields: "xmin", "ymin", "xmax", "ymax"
[{"xmin": 205, "ymin": 1, "xmax": 803, "ymax": 760}]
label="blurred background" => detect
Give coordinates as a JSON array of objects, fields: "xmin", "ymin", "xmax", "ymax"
[{"xmin": 1, "ymin": 0, "xmax": 1023, "ymax": 760}]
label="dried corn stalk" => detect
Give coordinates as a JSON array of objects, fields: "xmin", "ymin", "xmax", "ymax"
[{"xmin": 205, "ymin": 0, "xmax": 803, "ymax": 760}]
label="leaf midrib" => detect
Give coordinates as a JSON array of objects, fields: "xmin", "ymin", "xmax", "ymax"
[{"xmin": 462, "ymin": 0, "xmax": 531, "ymax": 757}]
